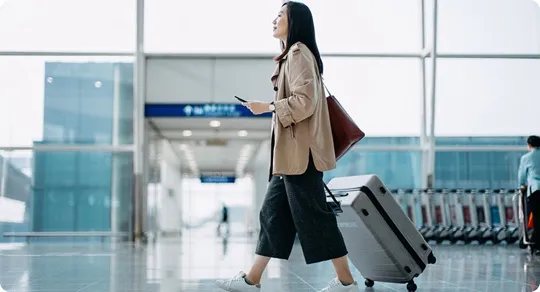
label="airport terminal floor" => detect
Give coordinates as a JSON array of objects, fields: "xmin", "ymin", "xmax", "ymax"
[{"xmin": 1, "ymin": 226, "xmax": 540, "ymax": 292}]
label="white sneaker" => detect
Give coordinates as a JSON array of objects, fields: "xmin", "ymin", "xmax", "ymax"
[
  {"xmin": 319, "ymin": 278, "xmax": 359, "ymax": 292},
  {"xmin": 0, "ymin": 285, "xmax": 6, "ymax": 292},
  {"xmin": 215, "ymin": 271, "xmax": 261, "ymax": 292}
]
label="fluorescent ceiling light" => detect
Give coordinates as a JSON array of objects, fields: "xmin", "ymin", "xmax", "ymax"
[
  {"xmin": 209, "ymin": 120, "xmax": 221, "ymax": 128},
  {"xmin": 238, "ymin": 130, "xmax": 248, "ymax": 137},
  {"xmin": 182, "ymin": 130, "xmax": 193, "ymax": 137}
]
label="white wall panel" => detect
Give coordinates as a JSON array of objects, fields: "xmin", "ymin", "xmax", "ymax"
[
  {"xmin": 146, "ymin": 59, "xmax": 213, "ymax": 103},
  {"xmin": 146, "ymin": 58, "xmax": 275, "ymax": 103},
  {"xmin": 157, "ymin": 140, "xmax": 183, "ymax": 233},
  {"xmin": 435, "ymin": 59, "xmax": 540, "ymax": 136},
  {"xmin": 213, "ymin": 59, "xmax": 277, "ymax": 104}
]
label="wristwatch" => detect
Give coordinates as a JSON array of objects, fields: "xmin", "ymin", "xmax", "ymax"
[{"xmin": 269, "ymin": 102, "xmax": 275, "ymax": 112}]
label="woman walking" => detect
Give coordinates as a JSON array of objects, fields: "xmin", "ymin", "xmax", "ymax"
[{"xmin": 216, "ymin": 2, "xmax": 358, "ymax": 292}]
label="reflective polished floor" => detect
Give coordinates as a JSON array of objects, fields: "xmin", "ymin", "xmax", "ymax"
[{"xmin": 1, "ymin": 230, "xmax": 540, "ymax": 291}]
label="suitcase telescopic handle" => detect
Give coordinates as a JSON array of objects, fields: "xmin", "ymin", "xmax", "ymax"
[{"xmin": 323, "ymin": 182, "xmax": 341, "ymax": 206}]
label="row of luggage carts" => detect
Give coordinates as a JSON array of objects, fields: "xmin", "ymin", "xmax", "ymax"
[{"xmin": 390, "ymin": 188, "xmax": 527, "ymax": 246}]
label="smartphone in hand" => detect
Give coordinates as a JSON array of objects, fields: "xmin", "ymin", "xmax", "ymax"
[{"xmin": 234, "ymin": 96, "xmax": 248, "ymax": 103}]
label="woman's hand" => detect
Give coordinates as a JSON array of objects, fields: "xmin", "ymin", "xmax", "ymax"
[{"xmin": 243, "ymin": 101, "xmax": 271, "ymax": 115}]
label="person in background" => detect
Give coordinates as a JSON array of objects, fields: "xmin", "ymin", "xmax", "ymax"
[
  {"xmin": 519, "ymin": 135, "xmax": 540, "ymax": 250},
  {"xmin": 217, "ymin": 204, "xmax": 230, "ymax": 237}
]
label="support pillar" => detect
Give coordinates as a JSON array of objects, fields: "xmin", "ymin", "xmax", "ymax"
[
  {"xmin": 419, "ymin": 0, "xmax": 429, "ymax": 189},
  {"xmin": 133, "ymin": 0, "xmax": 147, "ymax": 242},
  {"xmin": 426, "ymin": 0, "xmax": 439, "ymax": 189}
]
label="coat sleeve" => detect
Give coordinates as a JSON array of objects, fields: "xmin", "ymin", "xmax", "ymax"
[{"xmin": 274, "ymin": 45, "xmax": 318, "ymax": 128}]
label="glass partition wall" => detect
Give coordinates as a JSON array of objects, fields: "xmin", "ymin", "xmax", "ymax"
[
  {"xmin": 1, "ymin": 0, "xmax": 539, "ymax": 241},
  {"xmin": 0, "ymin": 0, "xmax": 138, "ymax": 242}
]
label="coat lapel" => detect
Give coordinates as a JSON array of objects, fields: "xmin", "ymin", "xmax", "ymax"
[{"xmin": 270, "ymin": 53, "xmax": 288, "ymax": 86}]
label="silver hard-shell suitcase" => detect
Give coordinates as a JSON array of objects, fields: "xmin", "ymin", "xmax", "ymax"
[{"xmin": 326, "ymin": 175, "xmax": 436, "ymax": 292}]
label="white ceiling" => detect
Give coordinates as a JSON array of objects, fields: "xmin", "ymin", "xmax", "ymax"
[
  {"xmin": 146, "ymin": 57, "xmax": 276, "ymax": 104},
  {"xmin": 150, "ymin": 117, "xmax": 272, "ymax": 175}
]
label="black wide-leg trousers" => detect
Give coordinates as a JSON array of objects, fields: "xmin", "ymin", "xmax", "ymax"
[{"xmin": 255, "ymin": 156, "xmax": 348, "ymax": 264}]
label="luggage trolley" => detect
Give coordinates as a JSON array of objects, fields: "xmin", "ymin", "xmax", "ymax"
[
  {"xmin": 403, "ymin": 189, "xmax": 417, "ymax": 224},
  {"xmin": 408, "ymin": 189, "xmax": 424, "ymax": 230},
  {"xmin": 432, "ymin": 189, "xmax": 453, "ymax": 243},
  {"xmin": 514, "ymin": 187, "xmax": 535, "ymax": 253},
  {"xmin": 447, "ymin": 189, "xmax": 467, "ymax": 243},
  {"xmin": 394, "ymin": 188, "xmax": 421, "ymax": 227},
  {"xmin": 476, "ymin": 189, "xmax": 496, "ymax": 244},
  {"xmin": 483, "ymin": 189, "xmax": 508, "ymax": 244},
  {"xmin": 393, "ymin": 189, "xmax": 410, "ymax": 219},
  {"xmin": 500, "ymin": 189, "xmax": 520, "ymax": 244},
  {"xmin": 460, "ymin": 189, "xmax": 483, "ymax": 243},
  {"xmin": 418, "ymin": 189, "xmax": 437, "ymax": 242}
]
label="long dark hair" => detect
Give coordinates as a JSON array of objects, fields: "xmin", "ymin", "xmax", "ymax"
[{"xmin": 275, "ymin": 1, "xmax": 323, "ymax": 75}]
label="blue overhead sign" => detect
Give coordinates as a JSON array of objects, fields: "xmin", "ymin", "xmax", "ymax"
[
  {"xmin": 145, "ymin": 103, "xmax": 272, "ymax": 118},
  {"xmin": 200, "ymin": 176, "xmax": 236, "ymax": 184}
]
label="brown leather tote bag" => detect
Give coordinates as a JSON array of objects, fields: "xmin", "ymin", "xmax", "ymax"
[{"xmin": 323, "ymin": 82, "xmax": 365, "ymax": 161}]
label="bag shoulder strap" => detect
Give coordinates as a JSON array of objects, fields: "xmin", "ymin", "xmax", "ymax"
[{"xmin": 320, "ymin": 76, "xmax": 333, "ymax": 97}]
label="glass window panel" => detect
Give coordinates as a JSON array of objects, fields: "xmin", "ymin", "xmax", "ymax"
[
  {"xmin": 0, "ymin": 150, "xmax": 132, "ymax": 243},
  {"xmin": 301, "ymin": 0, "xmax": 422, "ymax": 54},
  {"xmin": 360, "ymin": 137, "xmax": 421, "ymax": 146},
  {"xmin": 324, "ymin": 150, "xmax": 422, "ymax": 189},
  {"xmin": 434, "ymin": 59, "xmax": 540, "ymax": 137},
  {"xmin": 145, "ymin": 0, "xmax": 278, "ymax": 54},
  {"xmin": 424, "ymin": 0, "xmax": 540, "ymax": 54},
  {"xmin": 324, "ymin": 57, "xmax": 423, "ymax": 136},
  {"xmin": 0, "ymin": 0, "xmax": 135, "ymax": 52},
  {"xmin": 436, "ymin": 136, "xmax": 528, "ymax": 146},
  {"xmin": 435, "ymin": 150, "xmax": 525, "ymax": 189},
  {"xmin": 0, "ymin": 57, "xmax": 134, "ymax": 147},
  {"xmin": 145, "ymin": 0, "xmax": 421, "ymax": 54}
]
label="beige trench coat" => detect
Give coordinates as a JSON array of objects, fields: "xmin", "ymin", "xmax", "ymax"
[{"xmin": 269, "ymin": 42, "xmax": 336, "ymax": 178}]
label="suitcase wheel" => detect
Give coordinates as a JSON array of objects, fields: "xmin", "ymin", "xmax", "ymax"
[
  {"xmin": 364, "ymin": 279, "xmax": 374, "ymax": 288},
  {"xmin": 427, "ymin": 252, "xmax": 437, "ymax": 264},
  {"xmin": 407, "ymin": 281, "xmax": 417, "ymax": 292}
]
